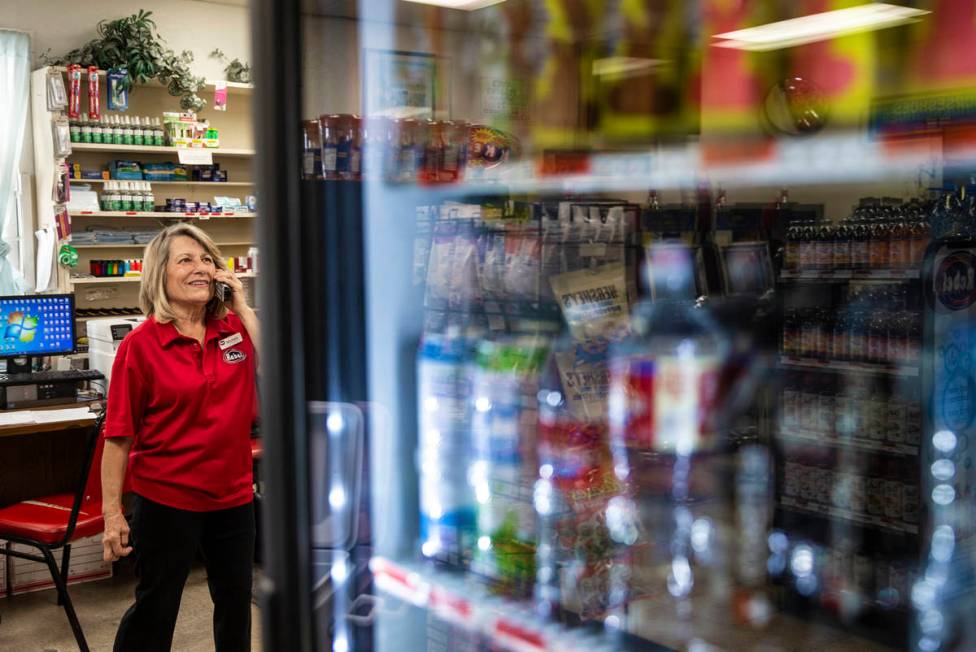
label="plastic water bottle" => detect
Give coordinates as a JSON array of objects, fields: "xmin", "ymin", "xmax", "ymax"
[
  {"xmin": 469, "ymin": 335, "xmax": 549, "ymax": 594},
  {"xmin": 417, "ymin": 332, "xmax": 477, "ymax": 566}
]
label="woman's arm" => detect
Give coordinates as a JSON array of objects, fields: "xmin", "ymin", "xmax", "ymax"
[{"xmin": 101, "ymin": 437, "xmax": 133, "ymax": 562}]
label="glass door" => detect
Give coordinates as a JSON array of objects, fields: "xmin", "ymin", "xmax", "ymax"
[{"xmin": 254, "ymin": 2, "xmax": 976, "ymax": 651}]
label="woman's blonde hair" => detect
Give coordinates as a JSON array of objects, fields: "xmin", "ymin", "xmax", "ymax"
[{"xmin": 140, "ymin": 223, "xmax": 227, "ymax": 323}]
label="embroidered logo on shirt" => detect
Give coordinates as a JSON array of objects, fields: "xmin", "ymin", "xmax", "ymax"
[
  {"xmin": 223, "ymin": 349, "xmax": 247, "ymax": 364},
  {"xmin": 219, "ymin": 332, "xmax": 244, "ymax": 350}
]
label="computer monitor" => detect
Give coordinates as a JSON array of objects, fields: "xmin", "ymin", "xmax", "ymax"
[{"xmin": 0, "ymin": 294, "xmax": 76, "ymax": 372}]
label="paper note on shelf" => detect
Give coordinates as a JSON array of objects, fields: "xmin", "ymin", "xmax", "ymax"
[
  {"xmin": 0, "ymin": 408, "xmax": 97, "ymax": 427},
  {"xmin": 178, "ymin": 148, "xmax": 214, "ymax": 165},
  {"xmin": 0, "ymin": 412, "xmax": 37, "ymax": 426},
  {"xmin": 33, "ymin": 408, "xmax": 97, "ymax": 423}
]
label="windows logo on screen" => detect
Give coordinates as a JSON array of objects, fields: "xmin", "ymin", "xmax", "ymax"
[{"xmin": 4, "ymin": 311, "xmax": 38, "ymax": 343}]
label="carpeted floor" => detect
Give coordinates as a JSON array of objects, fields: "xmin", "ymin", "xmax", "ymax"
[{"xmin": 0, "ymin": 561, "xmax": 262, "ymax": 651}]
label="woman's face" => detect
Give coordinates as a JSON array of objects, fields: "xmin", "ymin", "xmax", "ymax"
[{"xmin": 165, "ymin": 235, "xmax": 216, "ymax": 310}]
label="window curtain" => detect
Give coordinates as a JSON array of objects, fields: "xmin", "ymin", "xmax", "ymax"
[{"xmin": 0, "ymin": 30, "xmax": 30, "ymax": 295}]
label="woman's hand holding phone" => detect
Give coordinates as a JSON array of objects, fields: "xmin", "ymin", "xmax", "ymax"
[{"xmin": 214, "ymin": 269, "xmax": 248, "ymax": 314}]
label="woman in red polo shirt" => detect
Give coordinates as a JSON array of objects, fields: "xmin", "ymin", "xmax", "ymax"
[{"xmin": 100, "ymin": 223, "xmax": 259, "ymax": 652}]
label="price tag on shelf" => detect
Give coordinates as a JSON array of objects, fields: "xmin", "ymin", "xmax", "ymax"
[{"xmin": 178, "ymin": 149, "xmax": 214, "ymax": 165}]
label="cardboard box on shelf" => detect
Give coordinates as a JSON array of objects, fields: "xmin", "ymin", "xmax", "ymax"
[{"xmin": 2, "ymin": 534, "xmax": 111, "ymax": 595}]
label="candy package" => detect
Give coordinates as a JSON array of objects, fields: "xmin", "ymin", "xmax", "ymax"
[
  {"xmin": 549, "ymin": 263, "xmax": 631, "ymax": 345},
  {"xmin": 555, "ymin": 346, "xmax": 612, "ymax": 421}
]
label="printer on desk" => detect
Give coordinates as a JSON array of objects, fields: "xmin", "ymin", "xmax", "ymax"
[{"xmin": 87, "ymin": 316, "xmax": 146, "ymax": 385}]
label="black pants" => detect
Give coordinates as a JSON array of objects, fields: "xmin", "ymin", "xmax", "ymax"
[{"xmin": 114, "ymin": 495, "xmax": 255, "ymax": 652}]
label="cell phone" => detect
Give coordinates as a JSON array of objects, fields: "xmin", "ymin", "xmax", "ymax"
[{"xmin": 215, "ymin": 281, "xmax": 232, "ymax": 304}]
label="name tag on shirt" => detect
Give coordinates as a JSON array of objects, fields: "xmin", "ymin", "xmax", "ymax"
[{"xmin": 219, "ymin": 332, "xmax": 244, "ymax": 350}]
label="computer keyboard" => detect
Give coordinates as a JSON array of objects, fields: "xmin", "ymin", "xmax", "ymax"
[{"xmin": 0, "ymin": 369, "xmax": 105, "ymax": 386}]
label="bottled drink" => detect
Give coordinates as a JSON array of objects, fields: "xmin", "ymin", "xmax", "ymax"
[
  {"xmin": 442, "ymin": 120, "xmax": 469, "ymax": 183},
  {"xmin": 782, "ymin": 374, "xmax": 799, "ymax": 430},
  {"xmin": 130, "ymin": 181, "xmax": 143, "ymax": 211},
  {"xmin": 885, "ymin": 386, "xmax": 907, "ymax": 445},
  {"xmin": 152, "ymin": 117, "xmax": 164, "ymax": 146},
  {"xmin": 349, "ymin": 115, "xmax": 363, "ymax": 180},
  {"xmin": 831, "ymin": 312, "xmax": 850, "ymax": 361},
  {"xmin": 815, "ymin": 309, "xmax": 830, "ymax": 359},
  {"xmin": 782, "ymin": 309, "xmax": 800, "ymax": 357},
  {"xmin": 336, "ymin": 115, "xmax": 353, "ymax": 179},
  {"xmin": 99, "ymin": 182, "xmax": 111, "ymax": 211},
  {"xmin": 801, "ymin": 308, "xmax": 819, "ymax": 358},
  {"xmin": 888, "ymin": 217, "xmax": 910, "ymax": 269},
  {"xmin": 867, "ymin": 311, "xmax": 889, "ymax": 364},
  {"xmin": 120, "ymin": 181, "xmax": 133, "ymax": 211},
  {"xmin": 887, "ymin": 311, "xmax": 909, "ymax": 363},
  {"xmin": 851, "ymin": 218, "xmax": 870, "ymax": 270},
  {"xmin": 815, "ymin": 223, "xmax": 834, "ymax": 271},
  {"xmin": 112, "ymin": 115, "xmax": 124, "ymax": 145},
  {"xmin": 868, "ymin": 215, "xmax": 890, "ymax": 270},
  {"xmin": 397, "ymin": 119, "xmax": 419, "ymax": 183},
  {"xmin": 817, "ymin": 375, "xmax": 836, "ymax": 437},
  {"xmin": 144, "ymin": 182, "xmax": 155, "ymax": 212},
  {"xmin": 798, "ymin": 221, "xmax": 815, "ymax": 271},
  {"xmin": 124, "ymin": 116, "xmax": 135, "ymax": 145},
  {"xmin": 80, "ymin": 113, "xmax": 92, "ymax": 143},
  {"xmin": 133, "ymin": 116, "xmax": 144, "ymax": 146},
  {"xmin": 302, "ymin": 119, "xmax": 322, "ymax": 180},
  {"xmin": 319, "ymin": 114, "xmax": 340, "ymax": 180},
  {"xmin": 833, "ymin": 220, "xmax": 851, "ymax": 270},
  {"xmin": 423, "ymin": 120, "xmax": 445, "ymax": 184},
  {"xmin": 470, "ymin": 336, "xmax": 549, "ymax": 594},
  {"xmin": 91, "ymin": 115, "xmax": 104, "ymax": 144},
  {"xmin": 784, "ymin": 223, "xmax": 799, "ymax": 272},
  {"xmin": 909, "ymin": 214, "xmax": 931, "ymax": 266},
  {"xmin": 605, "ymin": 297, "xmax": 734, "ymax": 623},
  {"xmin": 867, "ymin": 381, "xmax": 887, "ymax": 442},
  {"xmin": 417, "ymin": 333, "xmax": 477, "ymax": 565},
  {"xmin": 848, "ymin": 311, "xmax": 867, "ymax": 363}
]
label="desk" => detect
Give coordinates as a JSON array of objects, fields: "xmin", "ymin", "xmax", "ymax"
[{"xmin": 0, "ymin": 401, "xmax": 102, "ymax": 509}]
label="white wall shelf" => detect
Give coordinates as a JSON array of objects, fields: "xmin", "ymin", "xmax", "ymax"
[
  {"xmin": 70, "ymin": 272, "xmax": 256, "ymax": 285},
  {"xmin": 73, "ymin": 241, "xmax": 253, "ymax": 249},
  {"xmin": 52, "ymin": 67, "xmax": 253, "ymax": 95},
  {"xmin": 69, "ymin": 211, "xmax": 256, "ymax": 219},
  {"xmin": 71, "ymin": 143, "xmax": 254, "ymax": 157},
  {"xmin": 71, "ymin": 179, "xmax": 254, "ymax": 187}
]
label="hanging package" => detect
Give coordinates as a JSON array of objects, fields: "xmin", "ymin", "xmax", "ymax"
[{"xmin": 107, "ymin": 68, "xmax": 129, "ymax": 111}]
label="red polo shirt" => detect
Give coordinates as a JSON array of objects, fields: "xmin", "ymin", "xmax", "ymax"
[{"xmin": 104, "ymin": 313, "xmax": 257, "ymax": 512}]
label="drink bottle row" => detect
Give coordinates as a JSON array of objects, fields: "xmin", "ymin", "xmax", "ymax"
[
  {"xmin": 781, "ymin": 538, "xmax": 917, "ymax": 615},
  {"xmin": 781, "ymin": 453, "xmax": 921, "ymax": 531},
  {"xmin": 781, "ymin": 285, "xmax": 921, "ymax": 365},
  {"xmin": 783, "ymin": 198, "xmax": 931, "ymax": 272},
  {"xmin": 302, "ymin": 114, "xmax": 515, "ymax": 183},
  {"xmin": 780, "ymin": 372, "xmax": 921, "ymax": 446}
]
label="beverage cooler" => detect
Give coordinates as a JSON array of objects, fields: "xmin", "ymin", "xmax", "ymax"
[{"xmin": 252, "ymin": 1, "xmax": 976, "ymax": 651}]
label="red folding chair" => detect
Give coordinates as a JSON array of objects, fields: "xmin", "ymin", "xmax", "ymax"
[{"xmin": 0, "ymin": 414, "xmax": 106, "ymax": 652}]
